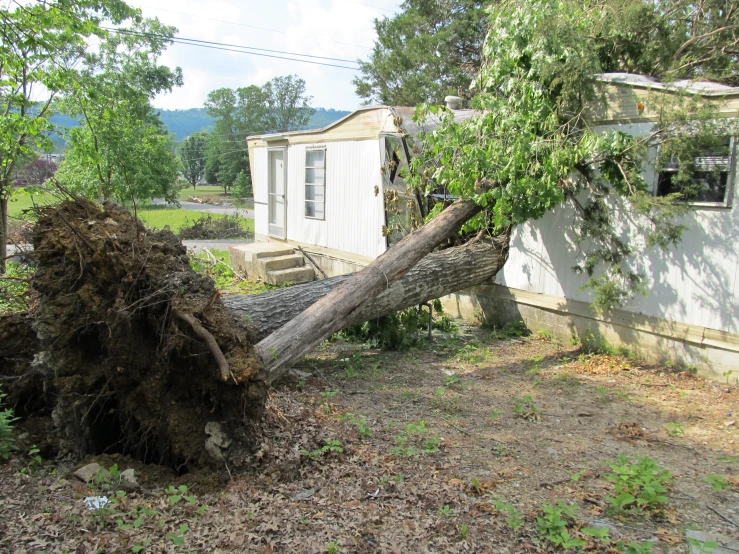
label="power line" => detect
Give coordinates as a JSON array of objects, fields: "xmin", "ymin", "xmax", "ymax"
[
  {"xmin": 131, "ymin": 3, "xmax": 375, "ymax": 51},
  {"xmin": 108, "ymin": 27, "xmax": 360, "ymax": 64},
  {"xmin": 344, "ymin": 0, "xmax": 397, "ymax": 13},
  {"xmin": 106, "ymin": 28, "xmax": 361, "ymax": 70}
]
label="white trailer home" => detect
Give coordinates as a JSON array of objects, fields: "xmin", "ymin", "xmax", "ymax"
[
  {"xmin": 442, "ymin": 74, "xmax": 739, "ymax": 381},
  {"xmin": 237, "ymin": 103, "xmax": 473, "ymax": 284}
]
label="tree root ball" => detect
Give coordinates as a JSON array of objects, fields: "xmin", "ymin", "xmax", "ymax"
[{"xmin": 30, "ymin": 198, "xmax": 267, "ymax": 471}]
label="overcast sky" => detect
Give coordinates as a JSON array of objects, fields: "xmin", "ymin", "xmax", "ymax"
[{"xmin": 128, "ymin": 0, "xmax": 401, "ymax": 112}]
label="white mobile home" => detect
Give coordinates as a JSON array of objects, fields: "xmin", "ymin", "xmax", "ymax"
[
  {"xmin": 245, "ymin": 104, "xmax": 473, "ymax": 280},
  {"xmin": 443, "ymin": 74, "xmax": 739, "ymax": 381}
]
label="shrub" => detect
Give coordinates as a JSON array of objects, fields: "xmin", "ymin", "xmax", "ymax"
[
  {"xmin": 178, "ymin": 213, "xmax": 252, "ymax": 240},
  {"xmin": 0, "ymin": 385, "xmax": 18, "ymax": 460},
  {"xmin": 606, "ymin": 455, "xmax": 672, "ymax": 512}
]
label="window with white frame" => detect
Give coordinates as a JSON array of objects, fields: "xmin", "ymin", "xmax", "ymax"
[
  {"xmin": 305, "ymin": 148, "xmax": 325, "ymax": 219},
  {"xmin": 656, "ymin": 136, "xmax": 736, "ymax": 207}
]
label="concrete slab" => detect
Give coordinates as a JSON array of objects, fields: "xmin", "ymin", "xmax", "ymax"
[
  {"xmin": 230, "ymin": 242, "xmax": 295, "ymax": 280},
  {"xmin": 261, "ymin": 254, "xmax": 305, "ymax": 271},
  {"xmin": 266, "ymin": 266, "xmax": 314, "ymax": 285}
]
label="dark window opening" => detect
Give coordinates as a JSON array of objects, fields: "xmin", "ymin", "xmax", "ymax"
[{"xmin": 656, "ymin": 137, "xmax": 734, "ymax": 205}]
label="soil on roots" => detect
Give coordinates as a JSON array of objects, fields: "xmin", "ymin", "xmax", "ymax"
[{"xmin": 29, "ymin": 198, "xmax": 267, "ymax": 471}]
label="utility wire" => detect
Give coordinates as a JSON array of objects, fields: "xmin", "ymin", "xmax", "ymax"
[
  {"xmin": 131, "ymin": 3, "xmax": 375, "ymax": 51},
  {"xmin": 106, "ymin": 27, "xmax": 360, "ymax": 64},
  {"xmin": 105, "ymin": 28, "xmax": 361, "ymax": 70}
]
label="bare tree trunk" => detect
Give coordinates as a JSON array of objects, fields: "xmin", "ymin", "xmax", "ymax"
[
  {"xmin": 225, "ymin": 239, "xmax": 509, "ymax": 343},
  {"xmin": 254, "ymin": 199, "xmax": 482, "ymax": 383},
  {"xmin": 0, "ymin": 194, "xmax": 8, "ymax": 274}
]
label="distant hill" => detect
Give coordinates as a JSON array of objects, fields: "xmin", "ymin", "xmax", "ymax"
[
  {"xmin": 157, "ymin": 107, "xmax": 353, "ymax": 140},
  {"xmin": 49, "ymin": 107, "xmax": 353, "ymax": 148}
]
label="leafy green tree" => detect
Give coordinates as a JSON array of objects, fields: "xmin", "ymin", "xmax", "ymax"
[
  {"xmin": 354, "ymin": 0, "xmax": 489, "ymax": 106},
  {"xmin": 204, "ymin": 76, "xmax": 313, "ymax": 190},
  {"xmin": 263, "ymin": 75, "xmax": 315, "ymax": 132},
  {"xmin": 56, "ymin": 17, "xmax": 182, "ymax": 206},
  {"xmin": 0, "ymin": 0, "xmax": 135, "ymax": 273},
  {"xmin": 180, "ymin": 132, "xmax": 208, "ymax": 190},
  {"xmin": 405, "ymin": 0, "xmax": 738, "ymax": 313}
]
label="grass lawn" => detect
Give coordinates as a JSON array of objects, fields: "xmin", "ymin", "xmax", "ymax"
[
  {"xmin": 177, "ymin": 184, "xmax": 254, "ymax": 210},
  {"xmin": 7, "ymin": 190, "xmax": 59, "ymax": 218},
  {"xmin": 136, "ymin": 205, "xmax": 254, "ymax": 234},
  {"xmin": 6, "ymin": 190, "xmax": 254, "ymax": 235}
]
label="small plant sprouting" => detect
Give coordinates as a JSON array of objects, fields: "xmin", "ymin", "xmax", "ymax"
[
  {"xmin": 512, "ymin": 395, "xmax": 540, "ymax": 421},
  {"xmin": 320, "ymin": 390, "xmax": 338, "ymax": 398},
  {"xmin": 704, "ymin": 475, "xmax": 730, "ymax": 492},
  {"xmin": 165, "ymin": 484, "xmax": 197, "ymax": 506},
  {"xmin": 166, "ymin": 523, "xmax": 190, "ymax": 547},
  {"xmin": 605, "ymin": 455, "xmax": 672, "ymax": 512},
  {"xmin": 343, "ymin": 413, "xmax": 372, "ymax": 439},
  {"xmin": 490, "ymin": 407, "xmax": 504, "ymax": 422},
  {"xmin": 326, "ymin": 541, "xmax": 341, "ymax": 554},
  {"xmin": 491, "ymin": 496, "xmax": 523, "ymax": 531},
  {"xmin": 664, "ymin": 422, "xmax": 684, "ymax": 437},
  {"xmin": 301, "ymin": 439, "xmax": 344, "ymax": 461},
  {"xmin": 444, "ymin": 374, "xmax": 461, "ymax": 387},
  {"xmin": 723, "ymin": 370, "xmax": 735, "ymax": 385},
  {"xmin": 438, "ymin": 504, "xmax": 455, "ymax": 517},
  {"xmin": 536, "ymin": 500, "xmax": 586, "ymax": 549},
  {"xmin": 0, "ymin": 385, "xmax": 18, "ymax": 461},
  {"xmin": 536, "ymin": 329, "xmax": 555, "ymax": 341},
  {"xmin": 388, "ymin": 419, "xmax": 440, "ymax": 457},
  {"xmin": 458, "ymin": 523, "xmax": 469, "ymax": 540}
]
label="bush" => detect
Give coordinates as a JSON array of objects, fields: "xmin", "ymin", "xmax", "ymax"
[
  {"xmin": 0, "ymin": 386, "xmax": 18, "ymax": 461},
  {"xmin": 178, "ymin": 213, "xmax": 252, "ymax": 240},
  {"xmin": 338, "ymin": 300, "xmax": 454, "ymax": 350},
  {"xmin": 232, "ymin": 170, "xmax": 252, "ymax": 200}
]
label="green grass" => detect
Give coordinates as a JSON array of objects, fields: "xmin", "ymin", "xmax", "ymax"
[
  {"xmin": 7, "ymin": 189, "xmax": 254, "ymax": 235},
  {"xmin": 136, "ymin": 206, "xmax": 254, "ymax": 234},
  {"xmin": 7, "ymin": 190, "xmax": 59, "ymax": 218}
]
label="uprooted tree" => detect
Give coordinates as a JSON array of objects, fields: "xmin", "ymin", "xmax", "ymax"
[{"xmin": 2, "ymin": 0, "xmax": 738, "ymax": 471}]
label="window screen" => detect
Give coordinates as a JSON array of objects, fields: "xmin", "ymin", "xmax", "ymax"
[{"xmin": 305, "ymin": 149, "xmax": 325, "ymax": 219}]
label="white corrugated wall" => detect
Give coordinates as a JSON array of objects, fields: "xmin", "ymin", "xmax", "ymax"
[
  {"xmin": 251, "ymin": 140, "xmax": 386, "ymax": 260},
  {"xmin": 497, "ymin": 123, "xmax": 739, "ymax": 334}
]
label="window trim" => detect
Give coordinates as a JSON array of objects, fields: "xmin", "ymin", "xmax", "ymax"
[
  {"xmin": 654, "ymin": 136, "xmax": 736, "ymax": 209},
  {"xmin": 304, "ymin": 147, "xmax": 326, "ymax": 221}
]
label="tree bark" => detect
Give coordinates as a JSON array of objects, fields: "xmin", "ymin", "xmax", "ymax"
[
  {"xmin": 225, "ymin": 238, "xmax": 509, "ymax": 343},
  {"xmin": 253, "ymin": 198, "xmax": 482, "ymax": 383}
]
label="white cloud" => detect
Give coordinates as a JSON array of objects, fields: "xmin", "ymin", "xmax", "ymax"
[{"xmin": 135, "ymin": 0, "xmax": 400, "ymax": 111}]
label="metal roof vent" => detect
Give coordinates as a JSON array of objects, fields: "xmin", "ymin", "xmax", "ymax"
[{"xmin": 444, "ymin": 95, "xmax": 462, "ymax": 110}]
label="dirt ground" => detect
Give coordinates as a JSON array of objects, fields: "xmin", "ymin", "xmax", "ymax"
[{"xmin": 1, "ymin": 324, "xmax": 738, "ymax": 553}]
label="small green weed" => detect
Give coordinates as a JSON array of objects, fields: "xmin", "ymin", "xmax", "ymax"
[
  {"xmin": 512, "ymin": 395, "xmax": 540, "ymax": 421},
  {"xmin": 490, "ymin": 496, "xmax": 523, "ymax": 530},
  {"xmin": 458, "ymin": 523, "xmax": 469, "ymax": 540},
  {"xmin": 342, "ymin": 413, "xmax": 372, "ymax": 439},
  {"xmin": 605, "ymin": 455, "xmax": 672, "ymax": 512},
  {"xmin": 536, "ymin": 329, "xmax": 555, "ymax": 341},
  {"xmin": 724, "ymin": 370, "xmax": 735, "ymax": 385},
  {"xmin": 664, "ymin": 422, "xmax": 684, "ymax": 437},
  {"xmin": 164, "ymin": 485, "xmax": 197, "ymax": 506},
  {"xmin": 319, "ymin": 390, "xmax": 338, "ymax": 398},
  {"xmin": 704, "ymin": 475, "xmax": 729, "ymax": 491},
  {"xmin": 618, "ymin": 541, "xmax": 654, "ymax": 553},
  {"xmin": 444, "ymin": 374, "xmax": 461, "ymax": 386},
  {"xmin": 166, "ymin": 523, "xmax": 189, "ymax": 547},
  {"xmin": 0, "ymin": 385, "xmax": 17, "ymax": 460},
  {"xmin": 301, "ymin": 439, "xmax": 344, "ymax": 461},
  {"xmin": 438, "ymin": 504, "xmax": 455, "ymax": 517},
  {"xmin": 326, "ymin": 541, "xmax": 341, "ymax": 554},
  {"xmin": 489, "ymin": 407, "xmax": 504, "ymax": 422},
  {"xmin": 389, "ymin": 419, "xmax": 440, "ymax": 457},
  {"xmin": 536, "ymin": 500, "xmax": 586, "ymax": 549},
  {"xmin": 718, "ymin": 455, "xmax": 739, "ymax": 463}
]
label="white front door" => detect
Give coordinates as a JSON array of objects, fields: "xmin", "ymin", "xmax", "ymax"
[{"xmin": 268, "ymin": 148, "xmax": 286, "ymax": 239}]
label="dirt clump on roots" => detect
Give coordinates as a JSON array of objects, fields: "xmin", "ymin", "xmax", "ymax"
[
  {"xmin": 0, "ymin": 313, "xmax": 44, "ymax": 417},
  {"xmin": 28, "ymin": 198, "xmax": 267, "ymax": 471}
]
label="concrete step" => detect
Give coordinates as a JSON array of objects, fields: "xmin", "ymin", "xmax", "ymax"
[
  {"xmin": 266, "ymin": 266, "xmax": 315, "ymax": 286},
  {"xmin": 260, "ymin": 253, "xmax": 305, "ymax": 272}
]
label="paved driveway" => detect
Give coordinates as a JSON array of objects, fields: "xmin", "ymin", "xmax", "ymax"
[{"xmin": 150, "ymin": 198, "xmax": 250, "ymax": 218}]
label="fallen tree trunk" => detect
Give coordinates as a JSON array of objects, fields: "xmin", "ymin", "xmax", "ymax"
[
  {"xmin": 254, "ymin": 199, "xmax": 482, "ymax": 383},
  {"xmin": 224, "ymin": 238, "xmax": 509, "ymax": 342}
]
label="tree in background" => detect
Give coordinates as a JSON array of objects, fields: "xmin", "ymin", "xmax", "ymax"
[
  {"xmin": 354, "ymin": 0, "xmax": 489, "ymax": 106},
  {"xmin": 180, "ymin": 131, "xmax": 208, "ymax": 190},
  {"xmin": 56, "ymin": 18, "xmax": 182, "ymax": 206},
  {"xmin": 18, "ymin": 158, "xmax": 58, "ymax": 186},
  {"xmin": 263, "ymin": 75, "xmax": 314, "ymax": 132},
  {"xmin": 204, "ymin": 75, "xmax": 314, "ymax": 191},
  {"xmin": 0, "ymin": 0, "xmax": 135, "ymax": 273}
]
